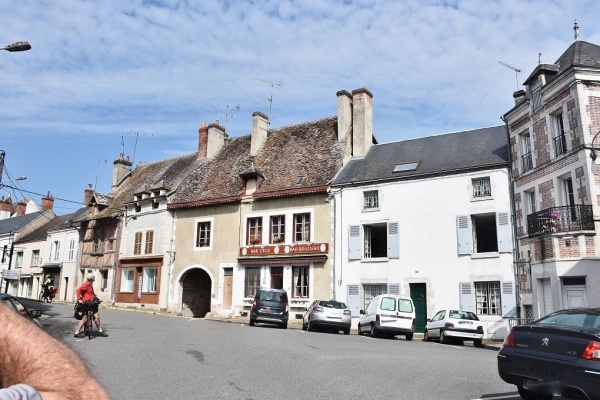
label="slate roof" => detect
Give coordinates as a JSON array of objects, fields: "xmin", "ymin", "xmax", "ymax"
[
  {"xmin": 0, "ymin": 211, "xmax": 50, "ymax": 236},
  {"xmin": 170, "ymin": 116, "xmax": 344, "ymax": 206},
  {"xmin": 332, "ymin": 125, "xmax": 508, "ymax": 186}
]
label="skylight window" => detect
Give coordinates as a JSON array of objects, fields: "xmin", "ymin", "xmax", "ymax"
[{"xmin": 393, "ymin": 162, "xmax": 419, "ymax": 172}]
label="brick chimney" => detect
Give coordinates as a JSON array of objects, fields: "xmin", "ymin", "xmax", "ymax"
[
  {"xmin": 336, "ymin": 90, "xmax": 353, "ymax": 163},
  {"xmin": 84, "ymin": 184, "xmax": 94, "ymax": 205},
  {"xmin": 41, "ymin": 191, "xmax": 54, "ymax": 211},
  {"xmin": 0, "ymin": 196, "xmax": 12, "ymax": 213},
  {"xmin": 198, "ymin": 120, "xmax": 226, "ymax": 159},
  {"xmin": 513, "ymin": 89, "xmax": 526, "ymax": 105},
  {"xmin": 16, "ymin": 200, "xmax": 26, "ymax": 216},
  {"xmin": 112, "ymin": 153, "xmax": 133, "ymax": 191},
  {"xmin": 251, "ymin": 112, "xmax": 269, "ymax": 156},
  {"xmin": 352, "ymin": 88, "xmax": 373, "ymax": 157}
]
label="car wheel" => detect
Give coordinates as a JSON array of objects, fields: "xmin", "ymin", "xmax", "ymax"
[
  {"xmin": 406, "ymin": 333, "xmax": 413, "ymax": 341},
  {"xmin": 302, "ymin": 320, "xmax": 307, "ymax": 330},
  {"xmin": 517, "ymin": 385, "xmax": 553, "ymax": 400},
  {"xmin": 423, "ymin": 329, "xmax": 430, "ymax": 341},
  {"xmin": 343, "ymin": 328, "xmax": 350, "ymax": 335},
  {"xmin": 474, "ymin": 339, "xmax": 483, "ymax": 348},
  {"xmin": 370, "ymin": 323, "xmax": 378, "ymax": 338},
  {"xmin": 307, "ymin": 320, "xmax": 314, "ymax": 331},
  {"xmin": 279, "ymin": 323, "xmax": 287, "ymax": 329},
  {"xmin": 249, "ymin": 319, "xmax": 255, "ymax": 326},
  {"xmin": 358, "ymin": 323, "xmax": 364, "ymax": 336},
  {"xmin": 440, "ymin": 330, "xmax": 448, "ymax": 344}
]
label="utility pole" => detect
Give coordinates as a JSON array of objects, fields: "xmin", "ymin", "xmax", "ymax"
[
  {"xmin": 3, "ymin": 240, "xmax": 14, "ymax": 293},
  {"xmin": 0, "ymin": 150, "xmax": 5, "ymax": 185}
]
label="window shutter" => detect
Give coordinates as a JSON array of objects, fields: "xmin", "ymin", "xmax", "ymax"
[
  {"xmin": 456, "ymin": 216, "xmax": 471, "ymax": 255},
  {"xmin": 348, "ymin": 225, "xmax": 361, "ymax": 260},
  {"xmin": 145, "ymin": 230, "xmax": 154, "ymax": 254},
  {"xmin": 347, "ymin": 284, "xmax": 360, "ymax": 316},
  {"xmin": 387, "ymin": 221, "xmax": 399, "ymax": 259},
  {"xmin": 387, "ymin": 283, "xmax": 400, "ymax": 295},
  {"xmin": 133, "ymin": 232, "xmax": 142, "ymax": 255},
  {"xmin": 496, "ymin": 212, "xmax": 512, "ymax": 253},
  {"xmin": 459, "ymin": 282, "xmax": 475, "ymax": 312},
  {"xmin": 501, "ymin": 281, "xmax": 516, "ymax": 317}
]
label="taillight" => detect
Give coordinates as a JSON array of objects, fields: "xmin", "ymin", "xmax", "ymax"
[
  {"xmin": 343, "ymin": 310, "xmax": 351, "ymax": 316},
  {"xmin": 581, "ymin": 341, "xmax": 600, "ymax": 360},
  {"xmin": 285, "ymin": 301, "xmax": 289, "ymax": 312},
  {"xmin": 444, "ymin": 322, "xmax": 454, "ymax": 328},
  {"xmin": 312, "ymin": 306, "xmax": 324, "ymax": 313},
  {"xmin": 20, "ymin": 310, "xmax": 27, "ymax": 317},
  {"xmin": 476, "ymin": 325, "xmax": 483, "ymax": 333},
  {"xmin": 411, "ymin": 318, "xmax": 416, "ymax": 328},
  {"xmin": 251, "ymin": 298, "xmax": 257, "ymax": 310},
  {"xmin": 502, "ymin": 331, "xmax": 515, "ymax": 348},
  {"xmin": 376, "ymin": 314, "xmax": 381, "ymax": 322}
]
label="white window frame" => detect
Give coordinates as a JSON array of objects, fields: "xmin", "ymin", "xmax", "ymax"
[
  {"xmin": 363, "ymin": 190, "xmax": 379, "ymax": 210},
  {"xmin": 471, "ymin": 177, "xmax": 492, "ymax": 200},
  {"xmin": 142, "ymin": 267, "xmax": 158, "ymax": 293},
  {"xmin": 120, "ymin": 268, "xmax": 134, "ymax": 292},
  {"xmin": 194, "ymin": 217, "xmax": 214, "ymax": 251},
  {"xmin": 68, "ymin": 238, "xmax": 75, "ymax": 261}
]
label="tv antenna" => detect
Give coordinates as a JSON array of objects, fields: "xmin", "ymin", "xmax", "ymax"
[
  {"xmin": 91, "ymin": 158, "xmax": 107, "ymax": 192},
  {"xmin": 254, "ymin": 77, "xmax": 282, "ymax": 124},
  {"xmin": 114, "ymin": 130, "xmax": 154, "ymax": 166},
  {"xmin": 207, "ymin": 103, "xmax": 240, "ymax": 126},
  {"xmin": 498, "ymin": 61, "xmax": 522, "ymax": 90}
]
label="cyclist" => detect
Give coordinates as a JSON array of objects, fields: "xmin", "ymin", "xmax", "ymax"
[
  {"xmin": 41, "ymin": 275, "xmax": 52, "ymax": 300},
  {"xmin": 74, "ymin": 274, "xmax": 108, "ymax": 338}
]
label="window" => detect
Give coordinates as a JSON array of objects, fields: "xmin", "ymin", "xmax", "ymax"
[
  {"xmin": 293, "ymin": 213, "xmax": 310, "ymax": 242},
  {"xmin": 144, "ymin": 230, "xmax": 154, "ymax": 254},
  {"xmin": 247, "ymin": 217, "xmax": 263, "ymax": 245},
  {"xmin": 31, "ymin": 250, "xmax": 40, "ymax": 267},
  {"xmin": 456, "ymin": 212, "xmax": 512, "ymax": 255},
  {"xmin": 133, "ymin": 232, "xmax": 143, "ymax": 255},
  {"xmin": 135, "ymin": 203, "xmax": 141, "ymax": 213},
  {"xmin": 120, "ymin": 268, "xmax": 134, "ymax": 292},
  {"xmin": 526, "ymin": 190, "xmax": 537, "ymax": 215},
  {"xmin": 472, "ymin": 214, "xmax": 498, "ymax": 253},
  {"xmin": 561, "ymin": 177, "xmax": 577, "ymax": 221},
  {"xmin": 134, "ymin": 230, "xmax": 154, "ymax": 255},
  {"xmin": 152, "ymin": 200, "xmax": 159, "ymax": 210},
  {"xmin": 196, "ymin": 221, "xmax": 211, "ymax": 247},
  {"xmin": 364, "ymin": 190, "xmax": 379, "ymax": 209},
  {"xmin": 554, "ymin": 113, "xmax": 567, "ymax": 156},
  {"xmin": 521, "ymin": 133, "xmax": 533, "ymax": 172},
  {"xmin": 68, "ymin": 239, "xmax": 75, "ymax": 260},
  {"xmin": 52, "ymin": 241, "xmax": 60, "ymax": 261},
  {"xmin": 475, "ymin": 281, "xmax": 501, "ymax": 315},
  {"xmin": 363, "ymin": 284, "xmax": 386, "ymax": 310},
  {"xmin": 472, "ymin": 177, "xmax": 491, "ymax": 198},
  {"xmin": 244, "ymin": 267, "xmax": 260, "ymax": 297},
  {"xmin": 531, "ymin": 80, "xmax": 542, "ymax": 110},
  {"xmin": 142, "ymin": 267, "xmax": 157, "ymax": 293},
  {"xmin": 292, "ymin": 266, "xmax": 309, "ymax": 298},
  {"xmin": 100, "ymin": 270, "xmax": 108, "ymax": 292},
  {"xmin": 270, "ymin": 215, "xmax": 285, "ymax": 244},
  {"xmin": 393, "ymin": 162, "xmax": 419, "ymax": 172},
  {"xmin": 15, "ymin": 251, "xmax": 23, "ymax": 267},
  {"xmin": 364, "ymin": 223, "xmax": 387, "ymax": 258},
  {"xmin": 349, "ymin": 222, "xmax": 399, "ymax": 260},
  {"xmin": 93, "ymin": 230, "xmax": 104, "ymax": 253},
  {"xmin": 270, "ymin": 266, "xmax": 283, "ymax": 289}
]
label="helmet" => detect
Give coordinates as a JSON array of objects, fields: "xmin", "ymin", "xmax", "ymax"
[{"xmin": 86, "ymin": 274, "xmax": 95, "ymax": 281}]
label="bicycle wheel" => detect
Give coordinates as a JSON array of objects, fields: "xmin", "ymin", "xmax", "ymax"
[
  {"xmin": 86, "ymin": 311, "xmax": 93, "ymax": 340},
  {"xmin": 38, "ymin": 291, "xmax": 44, "ymax": 302}
]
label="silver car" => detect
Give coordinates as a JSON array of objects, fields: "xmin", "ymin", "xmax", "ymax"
[
  {"xmin": 302, "ymin": 300, "xmax": 351, "ymax": 335},
  {"xmin": 423, "ymin": 309, "xmax": 483, "ymax": 347}
]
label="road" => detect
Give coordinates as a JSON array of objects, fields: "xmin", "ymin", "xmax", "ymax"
[{"xmin": 25, "ymin": 300, "xmax": 524, "ymax": 400}]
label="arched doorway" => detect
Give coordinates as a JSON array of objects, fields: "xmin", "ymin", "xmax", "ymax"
[{"xmin": 181, "ymin": 268, "xmax": 212, "ymax": 317}]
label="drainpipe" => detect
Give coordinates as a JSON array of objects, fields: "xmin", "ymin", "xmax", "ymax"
[
  {"xmin": 502, "ymin": 115, "xmax": 522, "ymax": 319},
  {"xmin": 166, "ymin": 209, "xmax": 177, "ymax": 312}
]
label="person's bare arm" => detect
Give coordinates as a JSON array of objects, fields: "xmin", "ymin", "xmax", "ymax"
[{"xmin": 0, "ymin": 303, "xmax": 110, "ymax": 400}]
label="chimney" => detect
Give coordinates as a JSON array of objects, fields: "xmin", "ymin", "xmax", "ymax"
[
  {"xmin": 16, "ymin": 200, "xmax": 26, "ymax": 216},
  {"xmin": 251, "ymin": 112, "xmax": 269, "ymax": 156},
  {"xmin": 336, "ymin": 90, "xmax": 353, "ymax": 163},
  {"xmin": 198, "ymin": 120, "xmax": 226, "ymax": 159},
  {"xmin": 112, "ymin": 153, "xmax": 133, "ymax": 191},
  {"xmin": 0, "ymin": 196, "xmax": 11, "ymax": 213},
  {"xmin": 513, "ymin": 89, "xmax": 526, "ymax": 105},
  {"xmin": 351, "ymin": 88, "xmax": 373, "ymax": 157},
  {"xmin": 84, "ymin": 184, "xmax": 94, "ymax": 205},
  {"xmin": 41, "ymin": 191, "xmax": 54, "ymax": 211}
]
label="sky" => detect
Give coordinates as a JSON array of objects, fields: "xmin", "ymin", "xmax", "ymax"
[{"xmin": 1, "ymin": 0, "xmax": 599, "ymax": 215}]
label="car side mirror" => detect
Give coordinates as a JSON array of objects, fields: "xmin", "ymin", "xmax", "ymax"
[
  {"xmin": 29, "ymin": 309, "xmax": 42, "ymax": 318},
  {"xmin": 359, "ymin": 309, "xmax": 365, "ymax": 315},
  {"xmin": 426, "ymin": 318, "xmax": 431, "ymax": 322}
]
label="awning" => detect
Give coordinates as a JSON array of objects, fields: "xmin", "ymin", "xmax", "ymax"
[
  {"xmin": 237, "ymin": 256, "xmax": 327, "ymax": 265},
  {"xmin": 42, "ymin": 263, "xmax": 61, "ymax": 269}
]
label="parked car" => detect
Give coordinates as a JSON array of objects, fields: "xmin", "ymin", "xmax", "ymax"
[
  {"xmin": 302, "ymin": 300, "xmax": 351, "ymax": 335},
  {"xmin": 249, "ymin": 288, "xmax": 289, "ymax": 329},
  {"xmin": 423, "ymin": 309, "xmax": 484, "ymax": 347},
  {"xmin": 0, "ymin": 294, "xmax": 43, "ymax": 328},
  {"xmin": 497, "ymin": 308, "xmax": 600, "ymax": 400},
  {"xmin": 357, "ymin": 294, "xmax": 415, "ymax": 340}
]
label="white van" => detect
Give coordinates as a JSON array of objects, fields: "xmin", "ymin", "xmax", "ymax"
[{"xmin": 357, "ymin": 294, "xmax": 416, "ymax": 340}]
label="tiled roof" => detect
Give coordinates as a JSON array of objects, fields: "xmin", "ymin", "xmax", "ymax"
[
  {"xmin": 332, "ymin": 125, "xmax": 508, "ymax": 186},
  {"xmin": 0, "ymin": 211, "xmax": 50, "ymax": 236},
  {"xmin": 170, "ymin": 116, "xmax": 344, "ymax": 206}
]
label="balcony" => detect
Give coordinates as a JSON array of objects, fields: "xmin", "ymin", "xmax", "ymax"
[{"xmin": 527, "ymin": 205, "xmax": 594, "ymax": 237}]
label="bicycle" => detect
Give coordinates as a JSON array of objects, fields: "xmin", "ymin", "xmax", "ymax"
[
  {"xmin": 82, "ymin": 298, "xmax": 102, "ymax": 340},
  {"xmin": 38, "ymin": 288, "xmax": 52, "ymax": 303}
]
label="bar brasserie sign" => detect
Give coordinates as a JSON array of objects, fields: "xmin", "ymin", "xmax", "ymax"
[{"xmin": 239, "ymin": 243, "xmax": 328, "ymax": 256}]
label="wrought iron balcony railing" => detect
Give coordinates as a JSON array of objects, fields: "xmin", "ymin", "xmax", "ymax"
[{"xmin": 527, "ymin": 205, "xmax": 594, "ymax": 237}]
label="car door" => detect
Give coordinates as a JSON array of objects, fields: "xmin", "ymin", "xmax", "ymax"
[
  {"xmin": 304, "ymin": 300, "xmax": 317, "ymax": 324},
  {"xmin": 429, "ymin": 310, "xmax": 445, "ymax": 338}
]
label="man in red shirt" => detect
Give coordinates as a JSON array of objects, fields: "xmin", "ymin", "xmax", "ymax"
[{"xmin": 74, "ymin": 274, "xmax": 108, "ymax": 338}]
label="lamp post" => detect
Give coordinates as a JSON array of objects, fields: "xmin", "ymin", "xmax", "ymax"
[{"xmin": 1, "ymin": 41, "xmax": 31, "ymax": 52}]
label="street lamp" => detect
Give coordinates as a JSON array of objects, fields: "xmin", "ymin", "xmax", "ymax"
[{"xmin": 1, "ymin": 41, "xmax": 31, "ymax": 52}]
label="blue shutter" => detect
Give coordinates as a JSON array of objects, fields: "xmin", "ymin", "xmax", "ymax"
[
  {"xmin": 347, "ymin": 284, "xmax": 360, "ymax": 316},
  {"xmin": 456, "ymin": 215, "xmax": 471, "ymax": 255},
  {"xmin": 348, "ymin": 225, "xmax": 361, "ymax": 260},
  {"xmin": 496, "ymin": 212, "xmax": 512, "ymax": 253},
  {"xmin": 501, "ymin": 281, "xmax": 516, "ymax": 317},
  {"xmin": 387, "ymin": 221, "xmax": 399, "ymax": 259},
  {"xmin": 459, "ymin": 282, "xmax": 475, "ymax": 312}
]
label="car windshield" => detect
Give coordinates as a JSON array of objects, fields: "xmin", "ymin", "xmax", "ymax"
[
  {"xmin": 537, "ymin": 311, "xmax": 600, "ymax": 328},
  {"xmin": 258, "ymin": 291, "xmax": 286, "ymax": 302},
  {"xmin": 319, "ymin": 301, "xmax": 347, "ymax": 309},
  {"xmin": 448, "ymin": 310, "xmax": 479, "ymax": 320}
]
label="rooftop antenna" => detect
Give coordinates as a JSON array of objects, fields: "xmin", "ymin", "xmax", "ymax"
[
  {"xmin": 114, "ymin": 130, "xmax": 154, "ymax": 166},
  {"xmin": 498, "ymin": 61, "xmax": 522, "ymax": 91},
  {"xmin": 207, "ymin": 103, "xmax": 240, "ymax": 127},
  {"xmin": 574, "ymin": 19, "xmax": 580, "ymax": 41},
  {"xmin": 254, "ymin": 77, "xmax": 282, "ymax": 124},
  {"xmin": 91, "ymin": 158, "xmax": 107, "ymax": 192}
]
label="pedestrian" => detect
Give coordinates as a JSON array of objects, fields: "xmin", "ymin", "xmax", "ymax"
[{"xmin": 74, "ymin": 274, "xmax": 108, "ymax": 338}]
